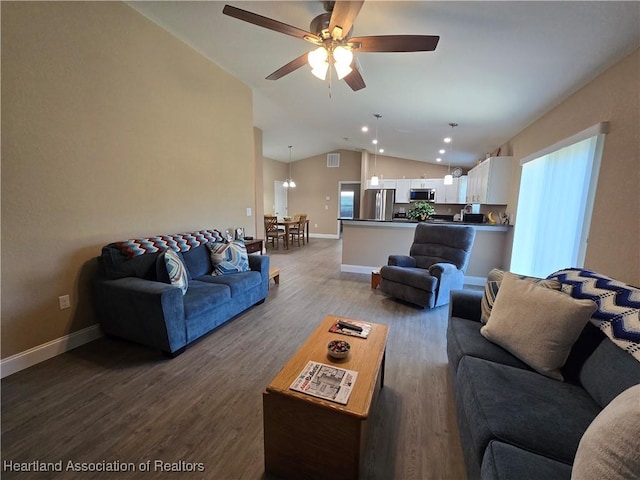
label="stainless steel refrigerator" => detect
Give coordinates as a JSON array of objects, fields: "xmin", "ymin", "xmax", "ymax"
[{"xmin": 362, "ymin": 189, "xmax": 395, "ymax": 221}]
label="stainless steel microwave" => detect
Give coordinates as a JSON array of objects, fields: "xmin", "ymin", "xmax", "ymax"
[{"xmin": 410, "ymin": 189, "xmax": 436, "ymax": 202}]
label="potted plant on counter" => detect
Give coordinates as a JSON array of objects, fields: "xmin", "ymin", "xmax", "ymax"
[{"xmin": 407, "ymin": 201, "xmax": 436, "ymax": 221}]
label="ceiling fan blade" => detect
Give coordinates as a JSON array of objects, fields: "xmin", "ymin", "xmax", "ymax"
[
  {"xmin": 349, "ymin": 35, "xmax": 440, "ymax": 52},
  {"xmin": 329, "ymin": 1, "xmax": 365, "ymax": 40},
  {"xmin": 343, "ymin": 62, "xmax": 366, "ymax": 91},
  {"xmin": 266, "ymin": 53, "xmax": 309, "ymax": 81},
  {"xmin": 223, "ymin": 5, "xmax": 321, "ymax": 44}
]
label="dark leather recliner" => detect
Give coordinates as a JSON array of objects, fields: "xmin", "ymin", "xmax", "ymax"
[{"xmin": 380, "ymin": 223, "xmax": 476, "ymax": 308}]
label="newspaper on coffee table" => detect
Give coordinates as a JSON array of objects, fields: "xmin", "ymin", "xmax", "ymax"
[{"xmin": 290, "ymin": 361, "xmax": 358, "ymax": 405}]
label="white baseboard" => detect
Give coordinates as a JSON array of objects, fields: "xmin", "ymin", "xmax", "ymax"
[
  {"xmin": 1, "ymin": 324, "xmax": 103, "ymax": 379},
  {"xmin": 309, "ymin": 233, "xmax": 340, "ymax": 240},
  {"xmin": 341, "ymin": 264, "xmax": 377, "ymax": 274}
]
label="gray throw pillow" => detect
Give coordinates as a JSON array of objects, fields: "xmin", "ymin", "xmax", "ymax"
[
  {"xmin": 571, "ymin": 385, "xmax": 640, "ymax": 480},
  {"xmin": 480, "ymin": 272, "xmax": 597, "ymax": 380}
]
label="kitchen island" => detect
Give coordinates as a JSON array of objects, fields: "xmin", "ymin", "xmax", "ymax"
[{"xmin": 340, "ymin": 219, "xmax": 511, "ymax": 285}]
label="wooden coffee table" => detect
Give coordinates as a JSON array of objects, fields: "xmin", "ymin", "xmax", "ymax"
[{"xmin": 263, "ymin": 314, "xmax": 388, "ymax": 480}]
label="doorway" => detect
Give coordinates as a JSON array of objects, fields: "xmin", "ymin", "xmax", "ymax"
[
  {"xmin": 339, "ymin": 182, "xmax": 361, "ymax": 236},
  {"xmin": 274, "ymin": 180, "xmax": 288, "ymax": 218}
]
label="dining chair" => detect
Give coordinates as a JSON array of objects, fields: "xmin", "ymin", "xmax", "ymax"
[
  {"xmin": 264, "ymin": 215, "xmax": 285, "ymax": 249},
  {"xmin": 289, "ymin": 213, "xmax": 307, "ymax": 247}
]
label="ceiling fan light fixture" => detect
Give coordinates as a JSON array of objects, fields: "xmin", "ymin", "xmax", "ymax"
[
  {"xmin": 311, "ymin": 64, "xmax": 328, "ymax": 80},
  {"xmin": 333, "ymin": 46, "xmax": 352, "ymax": 64},
  {"xmin": 223, "ymin": 4, "xmax": 440, "ymax": 92},
  {"xmin": 308, "ymin": 47, "xmax": 328, "ymax": 70},
  {"xmin": 332, "ymin": 46, "xmax": 353, "ymax": 79},
  {"xmin": 334, "ymin": 61, "xmax": 352, "ymax": 80}
]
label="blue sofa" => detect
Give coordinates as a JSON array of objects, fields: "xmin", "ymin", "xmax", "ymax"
[
  {"xmin": 447, "ymin": 269, "xmax": 640, "ymax": 479},
  {"xmin": 92, "ymin": 229, "xmax": 269, "ymax": 356}
]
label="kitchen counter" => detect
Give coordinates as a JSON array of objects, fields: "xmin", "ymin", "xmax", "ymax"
[
  {"xmin": 340, "ymin": 219, "xmax": 511, "ymax": 285},
  {"xmin": 340, "ymin": 218, "xmax": 510, "ymax": 231}
]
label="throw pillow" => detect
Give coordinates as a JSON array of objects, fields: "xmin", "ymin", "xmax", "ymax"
[
  {"xmin": 480, "ymin": 272, "xmax": 597, "ymax": 380},
  {"xmin": 480, "ymin": 268, "xmax": 562, "ymax": 324},
  {"xmin": 161, "ymin": 249, "xmax": 188, "ymax": 295},
  {"xmin": 571, "ymin": 385, "xmax": 640, "ymax": 480},
  {"xmin": 208, "ymin": 240, "xmax": 249, "ymax": 276}
]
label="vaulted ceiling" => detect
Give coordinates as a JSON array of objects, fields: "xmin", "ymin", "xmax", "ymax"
[{"xmin": 129, "ymin": 1, "xmax": 640, "ymax": 166}]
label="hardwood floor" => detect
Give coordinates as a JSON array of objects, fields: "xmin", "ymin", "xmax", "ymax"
[{"xmin": 1, "ymin": 239, "xmax": 467, "ymax": 480}]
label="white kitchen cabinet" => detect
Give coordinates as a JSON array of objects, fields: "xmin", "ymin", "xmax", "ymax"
[
  {"xmin": 466, "ymin": 157, "xmax": 513, "ymax": 204},
  {"xmin": 424, "ymin": 178, "xmax": 445, "ymax": 203},
  {"xmin": 395, "ymin": 179, "xmax": 412, "ymax": 203},
  {"xmin": 410, "ymin": 179, "xmax": 430, "ymax": 189},
  {"xmin": 441, "ymin": 176, "xmax": 467, "ymax": 204},
  {"xmin": 410, "ymin": 178, "xmax": 442, "ymax": 198},
  {"xmin": 366, "ymin": 178, "xmax": 397, "ymax": 189}
]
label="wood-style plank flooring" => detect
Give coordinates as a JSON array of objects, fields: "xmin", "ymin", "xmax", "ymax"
[{"xmin": 1, "ymin": 238, "xmax": 467, "ymax": 479}]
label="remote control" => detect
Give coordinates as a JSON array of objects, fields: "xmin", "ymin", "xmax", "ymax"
[{"xmin": 338, "ymin": 320, "xmax": 363, "ymax": 332}]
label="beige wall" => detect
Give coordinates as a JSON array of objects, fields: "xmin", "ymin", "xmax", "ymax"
[
  {"xmin": 288, "ymin": 149, "xmax": 362, "ymax": 236},
  {"xmin": 1, "ymin": 2, "xmax": 256, "ymax": 358},
  {"xmin": 505, "ymin": 48, "xmax": 639, "ymax": 286}
]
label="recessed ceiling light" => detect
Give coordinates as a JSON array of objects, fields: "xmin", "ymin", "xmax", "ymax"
[
  {"xmin": 436, "ymin": 158, "xmax": 442, "ymax": 162},
  {"xmin": 379, "ymin": 148, "xmax": 384, "ymax": 153},
  {"xmin": 439, "ymin": 149, "xmax": 446, "ymax": 154},
  {"xmin": 372, "ymin": 139, "xmax": 378, "ymax": 145},
  {"xmin": 361, "ymin": 126, "xmax": 369, "ymax": 132},
  {"xmin": 444, "ymin": 137, "xmax": 452, "ymax": 143}
]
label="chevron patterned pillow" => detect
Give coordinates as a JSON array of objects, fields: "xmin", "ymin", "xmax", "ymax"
[
  {"xmin": 208, "ymin": 241, "xmax": 249, "ymax": 276},
  {"xmin": 162, "ymin": 248, "xmax": 188, "ymax": 294}
]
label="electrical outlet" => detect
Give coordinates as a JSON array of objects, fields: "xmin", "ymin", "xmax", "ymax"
[
  {"xmin": 58, "ymin": 295, "xmax": 71, "ymax": 310},
  {"xmin": 246, "ymin": 207, "xmax": 252, "ymax": 217}
]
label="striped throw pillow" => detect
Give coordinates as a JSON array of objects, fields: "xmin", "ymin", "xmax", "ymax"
[{"xmin": 481, "ymin": 269, "xmax": 561, "ymax": 324}]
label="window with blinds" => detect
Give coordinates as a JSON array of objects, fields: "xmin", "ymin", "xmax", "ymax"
[{"xmin": 510, "ymin": 123, "xmax": 607, "ymax": 277}]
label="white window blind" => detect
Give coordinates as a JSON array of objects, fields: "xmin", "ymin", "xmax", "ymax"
[{"xmin": 510, "ymin": 125, "xmax": 606, "ymax": 277}]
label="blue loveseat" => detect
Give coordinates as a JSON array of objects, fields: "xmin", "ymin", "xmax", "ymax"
[
  {"xmin": 92, "ymin": 229, "xmax": 269, "ymax": 356},
  {"xmin": 447, "ymin": 268, "xmax": 640, "ymax": 479}
]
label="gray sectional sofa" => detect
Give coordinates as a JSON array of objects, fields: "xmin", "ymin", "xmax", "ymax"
[
  {"xmin": 92, "ymin": 229, "xmax": 269, "ymax": 356},
  {"xmin": 447, "ymin": 268, "xmax": 640, "ymax": 479}
]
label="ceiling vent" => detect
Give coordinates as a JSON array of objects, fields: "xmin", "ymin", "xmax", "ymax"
[{"xmin": 327, "ymin": 153, "xmax": 340, "ymax": 168}]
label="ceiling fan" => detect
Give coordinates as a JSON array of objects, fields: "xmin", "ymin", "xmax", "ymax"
[{"xmin": 222, "ymin": 1, "xmax": 439, "ymax": 91}]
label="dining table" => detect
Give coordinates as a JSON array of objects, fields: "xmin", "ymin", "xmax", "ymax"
[{"xmin": 277, "ymin": 218, "xmax": 310, "ymax": 249}]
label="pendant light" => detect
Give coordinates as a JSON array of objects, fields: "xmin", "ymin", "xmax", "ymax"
[
  {"xmin": 370, "ymin": 114, "xmax": 382, "ymax": 187},
  {"xmin": 444, "ymin": 122, "xmax": 458, "ymax": 185},
  {"xmin": 284, "ymin": 145, "xmax": 296, "ymax": 189}
]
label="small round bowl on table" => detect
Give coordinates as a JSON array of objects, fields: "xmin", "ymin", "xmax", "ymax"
[{"xmin": 327, "ymin": 340, "xmax": 350, "ymax": 360}]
